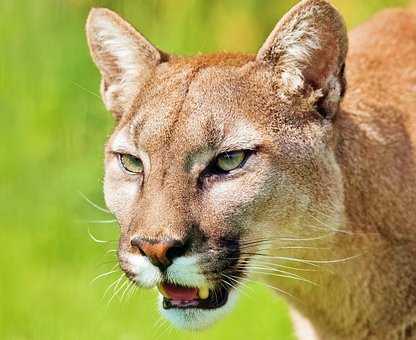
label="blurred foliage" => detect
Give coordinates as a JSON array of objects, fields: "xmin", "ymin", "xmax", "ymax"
[{"xmin": 0, "ymin": 0, "xmax": 409, "ymax": 339}]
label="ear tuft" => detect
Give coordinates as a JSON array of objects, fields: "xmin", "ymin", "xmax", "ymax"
[
  {"xmin": 257, "ymin": 0, "xmax": 348, "ymax": 118},
  {"xmin": 86, "ymin": 8, "xmax": 164, "ymax": 119}
]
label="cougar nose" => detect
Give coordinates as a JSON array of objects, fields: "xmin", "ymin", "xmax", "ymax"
[{"xmin": 130, "ymin": 237, "xmax": 187, "ymax": 270}]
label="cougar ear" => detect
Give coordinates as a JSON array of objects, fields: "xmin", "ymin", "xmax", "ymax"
[
  {"xmin": 86, "ymin": 8, "xmax": 166, "ymax": 119},
  {"xmin": 257, "ymin": 0, "xmax": 348, "ymax": 118}
]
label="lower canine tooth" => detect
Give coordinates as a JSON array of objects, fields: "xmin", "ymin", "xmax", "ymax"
[
  {"xmin": 157, "ymin": 285, "xmax": 169, "ymax": 298},
  {"xmin": 198, "ymin": 286, "xmax": 209, "ymax": 299}
]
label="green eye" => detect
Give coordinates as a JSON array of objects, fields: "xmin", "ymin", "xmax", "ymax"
[
  {"xmin": 119, "ymin": 154, "xmax": 144, "ymax": 174},
  {"xmin": 215, "ymin": 150, "xmax": 247, "ymax": 172}
]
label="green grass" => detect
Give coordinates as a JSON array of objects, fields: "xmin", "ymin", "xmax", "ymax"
[{"xmin": 0, "ymin": 0, "xmax": 408, "ymax": 339}]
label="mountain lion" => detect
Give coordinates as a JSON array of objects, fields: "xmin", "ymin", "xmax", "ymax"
[{"xmin": 86, "ymin": 0, "xmax": 416, "ymax": 338}]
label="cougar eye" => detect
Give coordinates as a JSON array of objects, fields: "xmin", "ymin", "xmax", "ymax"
[
  {"xmin": 118, "ymin": 154, "xmax": 144, "ymax": 174},
  {"xmin": 214, "ymin": 150, "xmax": 249, "ymax": 173}
]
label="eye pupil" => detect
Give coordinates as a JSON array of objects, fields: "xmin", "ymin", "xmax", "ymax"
[{"xmin": 119, "ymin": 154, "xmax": 144, "ymax": 174}]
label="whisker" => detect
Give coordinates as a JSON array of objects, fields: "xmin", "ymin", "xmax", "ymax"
[
  {"xmin": 107, "ymin": 277, "xmax": 129, "ymax": 305},
  {"xmin": 240, "ymin": 253, "xmax": 361, "ymax": 266},
  {"xmin": 309, "ymin": 208, "xmax": 354, "ymax": 235},
  {"xmin": 78, "ymin": 191, "xmax": 111, "ymax": 214},
  {"xmin": 153, "ymin": 317, "xmax": 172, "ymax": 340},
  {"xmin": 221, "ymin": 273, "xmax": 255, "ymax": 298},
  {"xmin": 90, "ymin": 264, "xmax": 119, "ymax": 284},
  {"xmin": 238, "ymin": 258, "xmax": 318, "ymax": 272},
  {"xmin": 88, "ymin": 227, "xmax": 110, "ymax": 244},
  {"xmin": 120, "ymin": 280, "xmax": 134, "ymax": 302},
  {"xmin": 153, "ymin": 315, "xmax": 167, "ymax": 334},
  {"xmin": 226, "ymin": 274, "xmax": 296, "ymax": 300},
  {"xmin": 72, "ymin": 81, "xmax": 101, "ymax": 99},
  {"xmin": 219, "ymin": 275, "xmax": 252, "ymax": 300},
  {"xmin": 239, "ymin": 261, "xmax": 316, "ymax": 280},
  {"xmin": 264, "ymin": 285, "xmax": 295, "ymax": 299},
  {"xmin": 127, "ymin": 285, "xmax": 137, "ymax": 300},
  {"xmin": 222, "ymin": 273, "xmax": 251, "ymax": 292},
  {"xmin": 307, "ymin": 214, "xmax": 340, "ymax": 233},
  {"xmin": 212, "ymin": 281, "xmax": 219, "ymax": 303},
  {"xmin": 238, "ymin": 253, "xmax": 321, "ymax": 267},
  {"xmin": 255, "ymin": 280, "xmax": 295, "ymax": 299},
  {"xmin": 247, "ymin": 233, "xmax": 334, "ymax": 243},
  {"xmin": 238, "ymin": 234, "xmax": 334, "ymax": 249},
  {"xmin": 103, "ymin": 273, "xmax": 124, "ymax": 299},
  {"xmin": 78, "ymin": 219, "xmax": 118, "ymax": 224},
  {"xmin": 298, "ymin": 254, "xmax": 362, "ymax": 264},
  {"xmin": 268, "ymin": 254, "xmax": 362, "ymax": 264},
  {"xmin": 96, "ymin": 259, "xmax": 119, "ymax": 268},
  {"xmin": 239, "ymin": 266, "xmax": 318, "ymax": 286},
  {"xmin": 255, "ymin": 245, "xmax": 330, "ymax": 251}
]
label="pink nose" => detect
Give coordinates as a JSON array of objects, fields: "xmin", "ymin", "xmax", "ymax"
[{"xmin": 130, "ymin": 237, "xmax": 187, "ymax": 270}]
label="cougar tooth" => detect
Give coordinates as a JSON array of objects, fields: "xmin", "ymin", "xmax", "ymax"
[
  {"xmin": 157, "ymin": 284, "xmax": 169, "ymax": 298},
  {"xmin": 198, "ymin": 286, "xmax": 209, "ymax": 300}
]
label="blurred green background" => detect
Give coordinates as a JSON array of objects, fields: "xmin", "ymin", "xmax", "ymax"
[{"xmin": 0, "ymin": 0, "xmax": 409, "ymax": 339}]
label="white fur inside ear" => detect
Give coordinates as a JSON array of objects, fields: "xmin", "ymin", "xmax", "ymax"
[
  {"xmin": 274, "ymin": 10, "xmax": 321, "ymax": 91},
  {"xmin": 87, "ymin": 9, "xmax": 161, "ymax": 116},
  {"xmin": 257, "ymin": 0, "xmax": 347, "ymax": 102},
  {"xmin": 94, "ymin": 15, "xmax": 149, "ymax": 110}
]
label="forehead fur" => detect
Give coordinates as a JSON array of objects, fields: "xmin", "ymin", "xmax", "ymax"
[{"xmin": 116, "ymin": 52, "xmax": 319, "ymax": 157}]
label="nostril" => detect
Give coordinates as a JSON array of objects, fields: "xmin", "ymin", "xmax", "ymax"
[
  {"xmin": 130, "ymin": 236, "xmax": 145, "ymax": 256},
  {"xmin": 165, "ymin": 240, "xmax": 188, "ymax": 261},
  {"xmin": 130, "ymin": 236, "xmax": 139, "ymax": 247},
  {"xmin": 129, "ymin": 236, "xmax": 189, "ymax": 269}
]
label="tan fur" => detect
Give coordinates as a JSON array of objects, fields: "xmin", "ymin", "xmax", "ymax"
[{"xmin": 86, "ymin": 1, "xmax": 416, "ymax": 338}]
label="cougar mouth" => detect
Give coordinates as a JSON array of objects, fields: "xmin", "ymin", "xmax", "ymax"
[{"xmin": 158, "ymin": 282, "xmax": 230, "ymax": 310}]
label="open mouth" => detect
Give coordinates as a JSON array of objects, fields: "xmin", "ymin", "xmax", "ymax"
[{"xmin": 158, "ymin": 282, "xmax": 229, "ymax": 310}]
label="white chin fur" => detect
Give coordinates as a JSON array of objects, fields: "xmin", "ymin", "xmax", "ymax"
[
  {"xmin": 125, "ymin": 254, "xmax": 237, "ymax": 329},
  {"xmin": 158, "ymin": 290, "xmax": 239, "ymax": 330}
]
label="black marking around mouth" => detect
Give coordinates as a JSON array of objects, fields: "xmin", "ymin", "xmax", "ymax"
[
  {"xmin": 217, "ymin": 235, "xmax": 245, "ymax": 275},
  {"xmin": 161, "ymin": 233, "xmax": 244, "ymax": 311}
]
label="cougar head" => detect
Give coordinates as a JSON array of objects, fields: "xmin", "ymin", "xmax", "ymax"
[{"xmin": 86, "ymin": 0, "xmax": 347, "ymax": 330}]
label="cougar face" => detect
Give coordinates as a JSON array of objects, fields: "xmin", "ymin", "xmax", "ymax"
[{"xmin": 87, "ymin": 0, "xmax": 347, "ymax": 330}]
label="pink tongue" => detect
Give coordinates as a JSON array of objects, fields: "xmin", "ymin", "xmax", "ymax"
[{"xmin": 162, "ymin": 283, "xmax": 198, "ymax": 300}]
